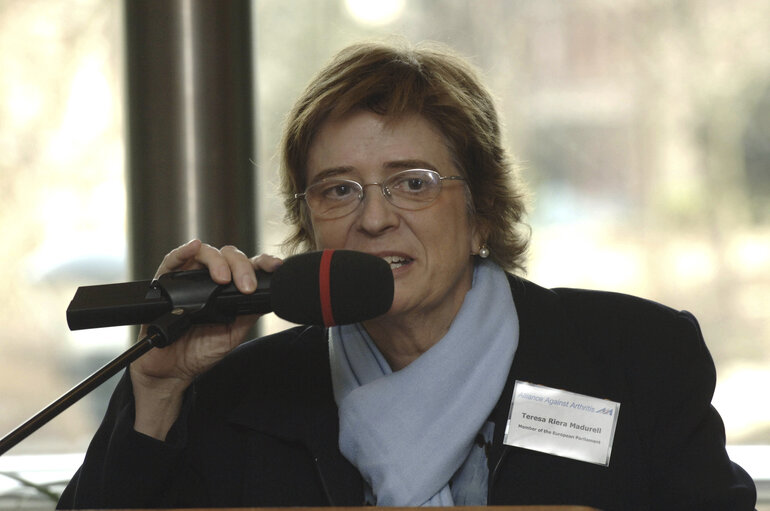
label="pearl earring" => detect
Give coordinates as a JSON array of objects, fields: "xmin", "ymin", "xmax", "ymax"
[{"xmin": 479, "ymin": 244, "xmax": 490, "ymax": 259}]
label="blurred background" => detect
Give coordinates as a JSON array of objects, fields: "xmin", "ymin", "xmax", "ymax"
[{"xmin": 1, "ymin": 0, "xmax": 769, "ymax": 507}]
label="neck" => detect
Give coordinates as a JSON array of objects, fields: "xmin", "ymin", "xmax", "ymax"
[
  {"xmin": 363, "ymin": 319, "xmax": 445, "ymax": 371},
  {"xmin": 362, "ymin": 286, "xmax": 470, "ymax": 371}
]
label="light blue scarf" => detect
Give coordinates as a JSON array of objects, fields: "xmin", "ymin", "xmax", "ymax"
[{"xmin": 329, "ymin": 260, "xmax": 518, "ymax": 506}]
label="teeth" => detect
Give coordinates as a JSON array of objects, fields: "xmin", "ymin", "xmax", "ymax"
[{"xmin": 382, "ymin": 255, "xmax": 410, "ymax": 269}]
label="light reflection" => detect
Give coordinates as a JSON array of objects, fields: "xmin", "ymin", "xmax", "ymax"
[{"xmin": 345, "ymin": 0, "xmax": 405, "ymax": 25}]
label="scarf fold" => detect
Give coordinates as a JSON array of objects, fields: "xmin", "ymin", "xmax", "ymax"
[{"xmin": 329, "ymin": 260, "xmax": 518, "ymax": 506}]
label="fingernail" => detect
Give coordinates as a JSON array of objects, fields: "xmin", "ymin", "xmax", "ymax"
[{"xmin": 241, "ymin": 274, "xmax": 256, "ymax": 292}]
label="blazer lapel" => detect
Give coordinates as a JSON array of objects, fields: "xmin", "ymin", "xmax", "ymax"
[
  {"xmin": 488, "ymin": 275, "xmax": 564, "ymax": 476},
  {"xmin": 488, "ymin": 276, "xmax": 611, "ymax": 492}
]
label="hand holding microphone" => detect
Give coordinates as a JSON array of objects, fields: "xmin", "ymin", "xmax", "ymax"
[
  {"xmin": 70, "ymin": 240, "xmax": 395, "ymax": 440},
  {"xmin": 126, "ymin": 241, "xmax": 274, "ymax": 392}
]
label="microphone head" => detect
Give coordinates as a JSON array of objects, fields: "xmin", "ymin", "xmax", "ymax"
[{"xmin": 270, "ymin": 250, "xmax": 394, "ymax": 327}]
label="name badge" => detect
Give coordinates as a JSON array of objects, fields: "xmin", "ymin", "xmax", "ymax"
[{"xmin": 503, "ymin": 381, "xmax": 620, "ymax": 466}]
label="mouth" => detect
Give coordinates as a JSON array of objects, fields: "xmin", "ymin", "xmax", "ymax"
[{"xmin": 381, "ymin": 255, "xmax": 413, "ymax": 270}]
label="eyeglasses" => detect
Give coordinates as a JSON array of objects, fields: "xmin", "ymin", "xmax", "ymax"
[{"xmin": 295, "ymin": 168, "xmax": 466, "ymax": 220}]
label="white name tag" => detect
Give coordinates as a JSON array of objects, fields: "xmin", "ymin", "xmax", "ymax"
[{"xmin": 503, "ymin": 381, "xmax": 620, "ymax": 466}]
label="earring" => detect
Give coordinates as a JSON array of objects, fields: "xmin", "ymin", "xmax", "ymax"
[{"xmin": 478, "ymin": 244, "xmax": 490, "ymax": 259}]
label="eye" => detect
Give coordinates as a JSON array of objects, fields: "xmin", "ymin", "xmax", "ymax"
[
  {"xmin": 319, "ymin": 181, "xmax": 357, "ymax": 200},
  {"xmin": 391, "ymin": 174, "xmax": 431, "ymax": 193},
  {"xmin": 390, "ymin": 170, "xmax": 437, "ymax": 194},
  {"xmin": 405, "ymin": 177, "xmax": 426, "ymax": 191}
]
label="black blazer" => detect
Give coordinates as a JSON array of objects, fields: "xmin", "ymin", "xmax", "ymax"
[{"xmin": 58, "ymin": 276, "xmax": 757, "ymax": 510}]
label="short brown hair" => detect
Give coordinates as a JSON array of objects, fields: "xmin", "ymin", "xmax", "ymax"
[{"xmin": 280, "ymin": 40, "xmax": 529, "ymax": 273}]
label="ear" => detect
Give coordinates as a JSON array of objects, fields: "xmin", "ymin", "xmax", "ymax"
[{"xmin": 470, "ymin": 217, "xmax": 488, "ymax": 255}]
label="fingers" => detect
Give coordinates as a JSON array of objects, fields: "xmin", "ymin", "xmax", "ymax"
[
  {"xmin": 251, "ymin": 253, "xmax": 284, "ymax": 273},
  {"xmin": 220, "ymin": 245, "xmax": 283, "ymax": 294},
  {"xmin": 198, "ymin": 243, "xmax": 236, "ymax": 284},
  {"xmin": 155, "ymin": 239, "xmax": 203, "ymax": 278},
  {"xmin": 223, "ymin": 250, "xmax": 284, "ymax": 294},
  {"xmin": 156, "ymin": 239, "xmax": 226, "ymax": 280},
  {"xmin": 221, "ymin": 245, "xmax": 257, "ymax": 292},
  {"xmin": 156, "ymin": 240, "xmax": 283, "ymax": 295}
]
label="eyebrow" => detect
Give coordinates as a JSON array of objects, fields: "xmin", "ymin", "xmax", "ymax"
[
  {"xmin": 309, "ymin": 166, "xmax": 356, "ymax": 184},
  {"xmin": 383, "ymin": 159, "xmax": 438, "ymax": 172},
  {"xmin": 309, "ymin": 159, "xmax": 439, "ymax": 184}
]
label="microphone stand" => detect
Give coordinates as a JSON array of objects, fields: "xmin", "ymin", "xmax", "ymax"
[{"xmin": 0, "ymin": 307, "xmax": 194, "ymax": 457}]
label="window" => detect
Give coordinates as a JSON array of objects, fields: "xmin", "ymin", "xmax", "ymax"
[{"xmin": 1, "ymin": 0, "xmax": 768, "ymax": 506}]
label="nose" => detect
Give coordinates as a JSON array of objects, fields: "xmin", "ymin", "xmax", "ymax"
[{"xmin": 356, "ymin": 183, "xmax": 398, "ymax": 235}]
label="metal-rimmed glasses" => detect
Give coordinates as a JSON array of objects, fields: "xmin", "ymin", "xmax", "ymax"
[{"xmin": 295, "ymin": 168, "xmax": 466, "ymax": 220}]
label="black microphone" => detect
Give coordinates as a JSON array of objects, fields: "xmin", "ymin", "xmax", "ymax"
[{"xmin": 66, "ymin": 249, "xmax": 394, "ymax": 330}]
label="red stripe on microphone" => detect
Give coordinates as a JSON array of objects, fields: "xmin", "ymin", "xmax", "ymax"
[{"xmin": 319, "ymin": 249, "xmax": 335, "ymax": 327}]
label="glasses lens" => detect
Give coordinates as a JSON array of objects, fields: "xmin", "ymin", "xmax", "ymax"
[
  {"xmin": 385, "ymin": 169, "xmax": 442, "ymax": 209},
  {"xmin": 305, "ymin": 179, "xmax": 362, "ymax": 218}
]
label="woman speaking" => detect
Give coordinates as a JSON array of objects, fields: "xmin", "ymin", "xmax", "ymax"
[{"xmin": 58, "ymin": 41, "xmax": 756, "ymax": 510}]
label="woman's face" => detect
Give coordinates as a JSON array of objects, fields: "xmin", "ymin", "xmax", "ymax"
[{"xmin": 305, "ymin": 110, "xmax": 482, "ymax": 323}]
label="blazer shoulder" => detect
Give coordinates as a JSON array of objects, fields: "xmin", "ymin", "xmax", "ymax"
[
  {"xmin": 554, "ymin": 286, "xmax": 685, "ymax": 320},
  {"xmin": 507, "ymin": 273, "xmax": 686, "ymax": 323},
  {"xmin": 508, "ymin": 274, "xmax": 707, "ymax": 363},
  {"xmin": 552, "ymin": 286, "xmax": 706, "ymax": 349}
]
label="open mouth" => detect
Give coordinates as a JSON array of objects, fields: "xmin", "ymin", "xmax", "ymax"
[{"xmin": 382, "ymin": 255, "xmax": 412, "ymax": 270}]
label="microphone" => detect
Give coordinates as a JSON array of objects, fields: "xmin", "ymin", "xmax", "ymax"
[{"xmin": 66, "ymin": 249, "xmax": 394, "ymax": 329}]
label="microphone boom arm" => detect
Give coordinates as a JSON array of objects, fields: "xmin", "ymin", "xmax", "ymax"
[{"xmin": 0, "ymin": 307, "xmax": 195, "ymax": 456}]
